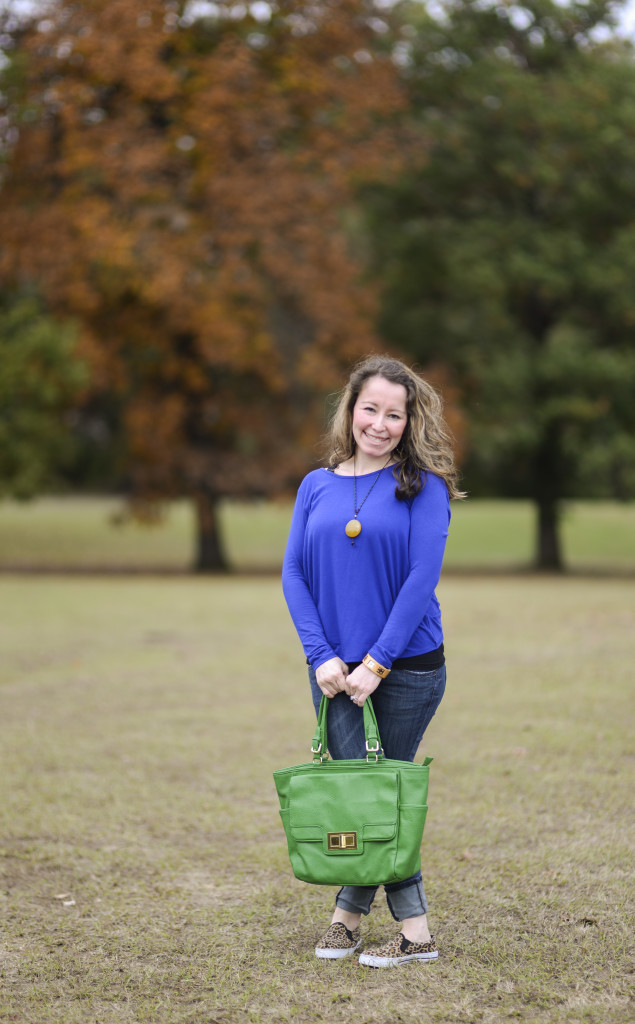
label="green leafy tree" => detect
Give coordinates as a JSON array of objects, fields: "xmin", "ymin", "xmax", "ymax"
[
  {"xmin": 364, "ymin": 0, "xmax": 635, "ymax": 569},
  {"xmin": 0, "ymin": 296, "xmax": 88, "ymax": 498}
]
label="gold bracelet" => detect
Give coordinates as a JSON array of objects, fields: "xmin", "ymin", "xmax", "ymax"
[{"xmin": 363, "ymin": 654, "xmax": 390, "ymax": 679}]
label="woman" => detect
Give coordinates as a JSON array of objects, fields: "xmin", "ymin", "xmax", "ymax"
[{"xmin": 282, "ymin": 355, "xmax": 464, "ymax": 967}]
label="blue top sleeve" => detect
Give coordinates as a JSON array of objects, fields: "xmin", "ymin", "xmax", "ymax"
[
  {"xmin": 366, "ymin": 473, "xmax": 449, "ymax": 668},
  {"xmin": 281, "ymin": 474, "xmax": 340, "ymax": 669}
]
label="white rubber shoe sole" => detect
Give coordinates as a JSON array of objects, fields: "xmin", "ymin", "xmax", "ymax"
[
  {"xmin": 358, "ymin": 948, "xmax": 438, "ymax": 967},
  {"xmin": 315, "ymin": 941, "xmax": 362, "ymax": 960}
]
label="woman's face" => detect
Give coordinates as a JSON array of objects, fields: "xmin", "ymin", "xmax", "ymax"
[{"xmin": 351, "ymin": 375, "xmax": 408, "ymax": 463}]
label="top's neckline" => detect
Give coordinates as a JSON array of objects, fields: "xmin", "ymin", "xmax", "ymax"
[{"xmin": 324, "ymin": 465, "xmax": 394, "ymax": 480}]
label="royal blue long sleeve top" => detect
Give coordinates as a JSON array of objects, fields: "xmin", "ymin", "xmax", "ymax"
[{"xmin": 282, "ymin": 466, "xmax": 450, "ymax": 671}]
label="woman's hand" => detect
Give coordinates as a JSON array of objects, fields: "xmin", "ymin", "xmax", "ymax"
[
  {"xmin": 346, "ymin": 663, "xmax": 382, "ymax": 707},
  {"xmin": 315, "ymin": 657, "xmax": 350, "ymax": 698}
]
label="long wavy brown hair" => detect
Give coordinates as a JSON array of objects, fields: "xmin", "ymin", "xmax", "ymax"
[{"xmin": 325, "ymin": 355, "xmax": 466, "ymax": 501}]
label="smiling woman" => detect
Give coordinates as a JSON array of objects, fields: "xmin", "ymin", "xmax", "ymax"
[
  {"xmin": 281, "ymin": 354, "xmax": 465, "ymax": 967},
  {"xmin": 350, "ymin": 376, "xmax": 408, "ymax": 470}
]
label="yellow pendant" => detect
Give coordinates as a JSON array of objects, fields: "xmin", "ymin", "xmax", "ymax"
[{"xmin": 345, "ymin": 519, "xmax": 362, "ymax": 538}]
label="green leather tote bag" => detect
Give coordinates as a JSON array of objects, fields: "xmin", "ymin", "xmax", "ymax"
[{"xmin": 273, "ymin": 695, "xmax": 433, "ymax": 886}]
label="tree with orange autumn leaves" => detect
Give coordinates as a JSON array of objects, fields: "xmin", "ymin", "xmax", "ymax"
[{"xmin": 0, "ymin": 0, "xmax": 407, "ymax": 569}]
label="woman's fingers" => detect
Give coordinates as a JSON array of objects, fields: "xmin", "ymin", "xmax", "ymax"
[
  {"xmin": 320, "ymin": 683, "xmax": 339, "ymax": 697},
  {"xmin": 316, "ymin": 658, "xmax": 354, "ymax": 698},
  {"xmin": 319, "ymin": 675, "xmax": 346, "ymax": 697},
  {"xmin": 347, "ymin": 665, "xmax": 382, "ymax": 706}
]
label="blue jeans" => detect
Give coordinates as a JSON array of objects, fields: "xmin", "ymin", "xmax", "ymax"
[{"xmin": 308, "ymin": 663, "xmax": 446, "ymax": 921}]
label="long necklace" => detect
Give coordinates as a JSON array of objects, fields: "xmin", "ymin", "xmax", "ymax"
[{"xmin": 345, "ymin": 456, "xmax": 391, "ymax": 542}]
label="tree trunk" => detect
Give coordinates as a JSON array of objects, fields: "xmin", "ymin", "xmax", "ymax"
[
  {"xmin": 532, "ymin": 414, "xmax": 566, "ymax": 572},
  {"xmin": 194, "ymin": 492, "xmax": 229, "ymax": 573},
  {"xmin": 535, "ymin": 497, "xmax": 564, "ymax": 572}
]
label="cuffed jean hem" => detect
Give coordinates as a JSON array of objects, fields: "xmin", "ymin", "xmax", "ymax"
[
  {"xmin": 336, "ymin": 871, "xmax": 428, "ymax": 922},
  {"xmin": 336, "ymin": 885, "xmax": 377, "ymax": 917}
]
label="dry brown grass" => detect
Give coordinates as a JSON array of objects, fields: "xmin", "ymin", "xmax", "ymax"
[{"xmin": 0, "ymin": 574, "xmax": 633, "ymax": 1023}]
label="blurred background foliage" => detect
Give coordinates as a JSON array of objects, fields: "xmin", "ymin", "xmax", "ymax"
[
  {"xmin": 0, "ymin": 294, "xmax": 88, "ymax": 497},
  {"xmin": 0, "ymin": 0, "xmax": 634, "ymax": 570}
]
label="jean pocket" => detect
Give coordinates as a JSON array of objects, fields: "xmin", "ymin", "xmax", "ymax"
[
  {"xmin": 398, "ymin": 666, "xmax": 444, "ymax": 679},
  {"xmin": 385, "ymin": 665, "xmax": 446, "ymax": 717}
]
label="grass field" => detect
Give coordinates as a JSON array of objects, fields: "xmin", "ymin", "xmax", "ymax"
[
  {"xmin": 0, "ymin": 496, "xmax": 634, "ymax": 573},
  {"xmin": 1, "ymin": 573, "xmax": 633, "ymax": 1023}
]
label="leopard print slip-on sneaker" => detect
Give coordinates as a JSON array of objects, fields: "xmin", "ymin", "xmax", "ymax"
[
  {"xmin": 315, "ymin": 922, "xmax": 362, "ymax": 960},
  {"xmin": 358, "ymin": 932, "xmax": 438, "ymax": 967}
]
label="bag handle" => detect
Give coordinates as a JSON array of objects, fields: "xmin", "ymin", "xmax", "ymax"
[{"xmin": 311, "ymin": 694, "xmax": 383, "ymax": 763}]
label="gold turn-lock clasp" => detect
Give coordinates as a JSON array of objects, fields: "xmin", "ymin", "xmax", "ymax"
[{"xmin": 327, "ymin": 831, "xmax": 358, "ymax": 850}]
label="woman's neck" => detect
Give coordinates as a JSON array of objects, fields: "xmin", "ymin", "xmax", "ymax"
[{"xmin": 336, "ymin": 454, "xmax": 394, "ymax": 476}]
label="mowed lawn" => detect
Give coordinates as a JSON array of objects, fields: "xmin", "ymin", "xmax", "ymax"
[
  {"xmin": 0, "ymin": 573, "xmax": 633, "ymax": 1024},
  {"xmin": 0, "ymin": 496, "xmax": 634, "ymax": 573}
]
